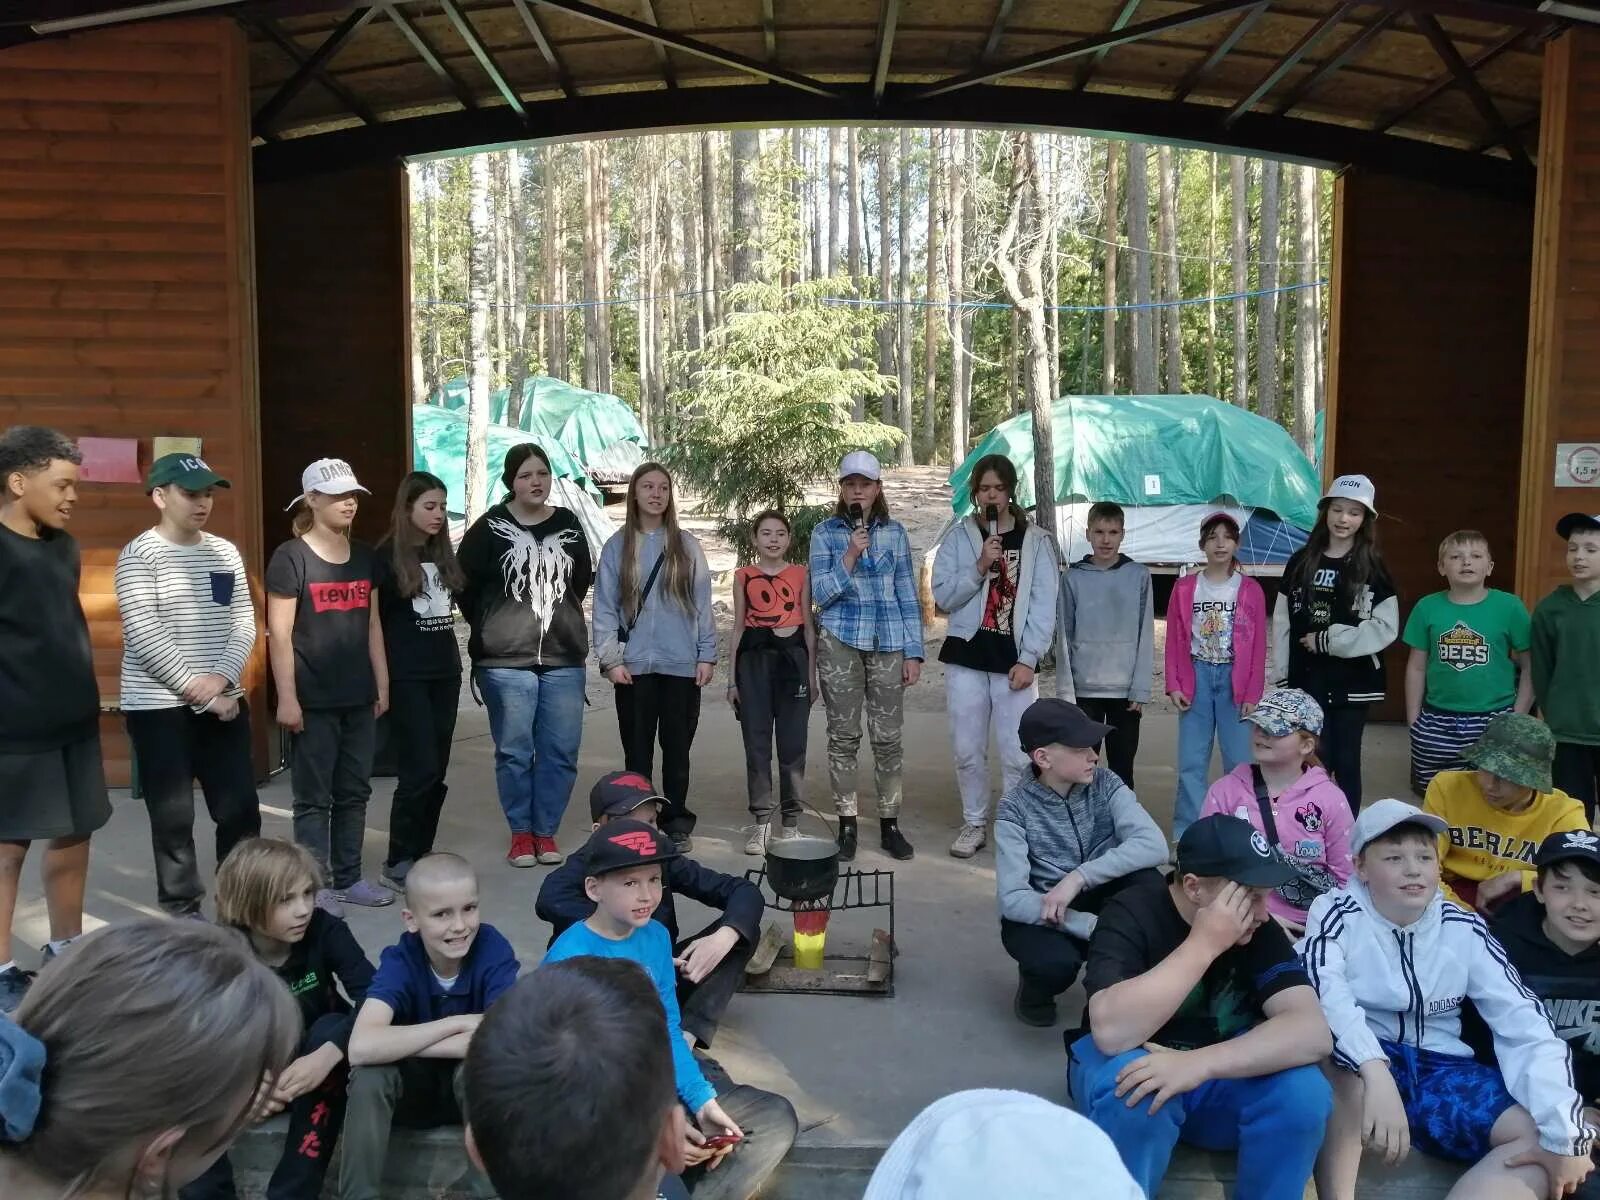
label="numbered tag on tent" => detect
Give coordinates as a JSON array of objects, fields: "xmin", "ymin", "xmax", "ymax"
[{"xmin": 1144, "ymin": 474, "xmax": 1162, "ymax": 497}]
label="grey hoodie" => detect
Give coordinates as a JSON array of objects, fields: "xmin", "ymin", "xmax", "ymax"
[
  {"xmin": 1059, "ymin": 553, "xmax": 1154, "ymax": 702},
  {"xmin": 994, "ymin": 768, "xmax": 1168, "ymax": 938}
]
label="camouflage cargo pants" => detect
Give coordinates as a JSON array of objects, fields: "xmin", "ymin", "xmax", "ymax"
[{"xmin": 816, "ymin": 625, "xmax": 904, "ymax": 818}]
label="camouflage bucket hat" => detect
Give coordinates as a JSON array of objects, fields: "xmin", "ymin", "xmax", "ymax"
[
  {"xmin": 1245, "ymin": 687, "xmax": 1325, "ymax": 737},
  {"xmin": 1463, "ymin": 712, "xmax": 1555, "ymax": 794}
]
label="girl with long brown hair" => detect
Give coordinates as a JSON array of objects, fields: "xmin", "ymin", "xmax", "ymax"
[
  {"xmin": 458, "ymin": 444, "xmax": 593, "ymax": 867},
  {"xmin": 266, "ymin": 458, "xmax": 393, "ymax": 913},
  {"xmin": 1272, "ymin": 474, "xmax": 1399, "ymax": 813},
  {"xmin": 0, "ymin": 919, "xmax": 298, "ymax": 1200},
  {"xmin": 593, "ymin": 462, "xmax": 715, "ymax": 851},
  {"xmin": 374, "ymin": 472, "xmax": 466, "ymax": 890}
]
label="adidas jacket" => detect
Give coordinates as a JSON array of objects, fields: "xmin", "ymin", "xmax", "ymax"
[{"xmin": 1300, "ymin": 880, "xmax": 1592, "ymax": 1156}]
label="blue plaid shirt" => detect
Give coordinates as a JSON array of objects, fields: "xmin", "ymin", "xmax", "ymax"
[{"xmin": 809, "ymin": 515, "xmax": 925, "ymax": 659}]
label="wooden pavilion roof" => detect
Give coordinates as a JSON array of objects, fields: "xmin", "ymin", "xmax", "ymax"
[{"xmin": 5, "ymin": 0, "xmax": 1578, "ymax": 190}]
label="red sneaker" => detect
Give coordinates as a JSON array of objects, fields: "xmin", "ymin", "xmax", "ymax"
[
  {"xmin": 507, "ymin": 832, "xmax": 537, "ymax": 867},
  {"xmin": 533, "ymin": 835, "xmax": 564, "ymax": 866}
]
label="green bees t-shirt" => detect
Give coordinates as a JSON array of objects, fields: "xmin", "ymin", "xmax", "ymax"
[{"xmin": 1403, "ymin": 589, "xmax": 1531, "ymax": 713}]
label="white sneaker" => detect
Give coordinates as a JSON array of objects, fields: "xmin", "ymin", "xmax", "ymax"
[
  {"xmin": 775, "ymin": 824, "xmax": 800, "ymax": 841},
  {"xmin": 745, "ymin": 824, "xmax": 770, "ymax": 855},
  {"xmin": 949, "ymin": 823, "xmax": 987, "ymax": 858}
]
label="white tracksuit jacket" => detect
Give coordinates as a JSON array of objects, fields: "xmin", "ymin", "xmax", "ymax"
[{"xmin": 1300, "ymin": 881, "xmax": 1593, "ymax": 1157}]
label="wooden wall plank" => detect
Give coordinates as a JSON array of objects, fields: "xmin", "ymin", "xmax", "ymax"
[
  {"xmin": 0, "ymin": 17, "xmax": 264, "ymax": 789},
  {"xmin": 1329, "ymin": 169, "xmax": 1534, "ymax": 723}
]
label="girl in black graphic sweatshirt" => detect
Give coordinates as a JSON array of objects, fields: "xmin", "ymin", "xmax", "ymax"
[{"xmin": 457, "ymin": 444, "xmax": 594, "ymax": 867}]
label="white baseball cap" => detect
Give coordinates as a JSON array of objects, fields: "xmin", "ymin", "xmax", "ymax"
[
  {"xmin": 1323, "ymin": 473, "xmax": 1377, "ymax": 516},
  {"xmin": 1351, "ymin": 797, "xmax": 1448, "ymax": 857},
  {"xmin": 285, "ymin": 458, "xmax": 370, "ymax": 510},
  {"xmin": 838, "ymin": 450, "xmax": 881, "ymax": 482}
]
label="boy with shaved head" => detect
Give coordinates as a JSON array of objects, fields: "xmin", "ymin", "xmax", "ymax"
[{"xmin": 338, "ymin": 853, "xmax": 520, "ymax": 1200}]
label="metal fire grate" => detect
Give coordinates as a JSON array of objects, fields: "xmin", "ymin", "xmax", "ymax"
[{"xmin": 738, "ymin": 866, "xmax": 896, "ymax": 998}]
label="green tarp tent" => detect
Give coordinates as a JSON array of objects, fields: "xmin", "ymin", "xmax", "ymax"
[
  {"xmin": 948, "ymin": 394, "xmax": 1321, "ymax": 532},
  {"xmin": 412, "ymin": 403, "xmax": 600, "ymax": 513},
  {"xmin": 434, "ymin": 375, "xmax": 647, "ymax": 482}
]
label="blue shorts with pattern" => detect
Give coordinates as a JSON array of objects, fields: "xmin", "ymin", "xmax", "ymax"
[{"xmin": 1382, "ymin": 1039, "xmax": 1517, "ymax": 1162}]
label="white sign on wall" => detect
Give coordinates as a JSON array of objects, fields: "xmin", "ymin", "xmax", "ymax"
[{"xmin": 1555, "ymin": 443, "xmax": 1600, "ymax": 488}]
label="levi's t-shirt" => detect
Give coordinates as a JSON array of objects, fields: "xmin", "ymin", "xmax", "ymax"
[{"xmin": 266, "ymin": 537, "xmax": 377, "ymax": 710}]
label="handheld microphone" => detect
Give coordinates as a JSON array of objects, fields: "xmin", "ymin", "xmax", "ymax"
[
  {"xmin": 985, "ymin": 504, "xmax": 1001, "ymax": 573},
  {"xmin": 848, "ymin": 502, "xmax": 864, "ymax": 531}
]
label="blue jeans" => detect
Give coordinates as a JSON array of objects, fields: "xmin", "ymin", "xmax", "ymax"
[
  {"xmin": 1174, "ymin": 659, "xmax": 1253, "ymax": 839},
  {"xmin": 475, "ymin": 666, "xmax": 585, "ymax": 836},
  {"xmin": 1068, "ymin": 1035, "xmax": 1330, "ymax": 1200}
]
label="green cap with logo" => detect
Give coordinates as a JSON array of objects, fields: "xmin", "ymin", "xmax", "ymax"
[
  {"xmin": 1462, "ymin": 712, "xmax": 1555, "ymax": 794},
  {"xmin": 145, "ymin": 453, "xmax": 230, "ymax": 494}
]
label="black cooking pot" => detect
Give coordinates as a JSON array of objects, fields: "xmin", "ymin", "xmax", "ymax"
[{"xmin": 765, "ymin": 834, "xmax": 840, "ymax": 903}]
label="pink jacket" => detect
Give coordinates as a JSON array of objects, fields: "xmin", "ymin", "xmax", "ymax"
[
  {"xmin": 1199, "ymin": 763, "xmax": 1354, "ymax": 925},
  {"xmin": 1164, "ymin": 570, "xmax": 1267, "ymax": 707}
]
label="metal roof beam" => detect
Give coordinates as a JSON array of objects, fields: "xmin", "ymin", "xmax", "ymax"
[
  {"xmin": 981, "ymin": 0, "xmax": 1017, "ymax": 63},
  {"xmin": 1412, "ymin": 10, "xmax": 1531, "ymax": 166},
  {"xmin": 873, "ymin": 0, "xmax": 900, "ymax": 102},
  {"xmin": 527, "ymin": 0, "xmax": 840, "ymax": 98},
  {"xmin": 508, "ymin": 0, "xmax": 576, "ymax": 98},
  {"xmin": 1373, "ymin": 22, "xmax": 1526, "ymax": 133},
  {"xmin": 245, "ymin": 11, "xmax": 379, "ymax": 129},
  {"xmin": 1224, "ymin": 0, "xmax": 1358, "ymax": 127},
  {"xmin": 636, "ymin": 0, "xmax": 678, "ymax": 87},
  {"xmin": 914, "ymin": 0, "xmax": 1264, "ymax": 100},
  {"xmin": 438, "ymin": 0, "xmax": 526, "ymax": 118},
  {"xmin": 1171, "ymin": 1, "xmax": 1268, "ymax": 102},
  {"xmin": 1270, "ymin": 7, "xmax": 1396, "ymax": 116},
  {"xmin": 252, "ymin": 6, "xmax": 378, "ymax": 136},
  {"xmin": 1073, "ymin": 0, "xmax": 1142, "ymax": 91},
  {"xmin": 385, "ymin": 3, "xmax": 478, "ymax": 111}
]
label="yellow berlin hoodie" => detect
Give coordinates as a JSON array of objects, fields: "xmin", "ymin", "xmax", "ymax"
[{"xmin": 1421, "ymin": 770, "xmax": 1588, "ymax": 908}]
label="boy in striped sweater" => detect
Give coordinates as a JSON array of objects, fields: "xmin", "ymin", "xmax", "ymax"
[{"xmin": 114, "ymin": 453, "xmax": 261, "ymax": 917}]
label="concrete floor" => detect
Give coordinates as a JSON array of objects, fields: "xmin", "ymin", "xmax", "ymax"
[{"xmin": 15, "ymin": 697, "xmax": 1415, "ymax": 1151}]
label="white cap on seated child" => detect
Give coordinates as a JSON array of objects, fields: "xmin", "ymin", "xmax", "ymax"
[{"xmin": 863, "ymin": 1089, "xmax": 1142, "ymax": 1200}]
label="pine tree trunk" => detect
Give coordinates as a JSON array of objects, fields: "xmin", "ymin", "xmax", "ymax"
[
  {"xmin": 466, "ymin": 153, "xmax": 492, "ymax": 523},
  {"xmin": 1313, "ymin": 176, "xmax": 1326, "ymax": 417},
  {"xmin": 505, "ymin": 148, "xmax": 529, "ymax": 424},
  {"xmin": 1230, "ymin": 156, "xmax": 1249, "ymax": 407},
  {"xmin": 959, "ymin": 130, "xmax": 976, "ymax": 435},
  {"xmin": 876, "ymin": 131, "xmax": 895, "ymax": 423},
  {"xmin": 1206, "ymin": 153, "xmax": 1219, "ymax": 397},
  {"xmin": 1126, "ymin": 142, "xmax": 1156, "ymax": 394},
  {"xmin": 1158, "ymin": 145, "xmax": 1182, "ymax": 392},
  {"xmin": 922, "ymin": 130, "xmax": 941, "ymax": 459},
  {"xmin": 598, "ymin": 142, "xmax": 614, "ymax": 393},
  {"xmin": 492, "ymin": 153, "xmax": 506, "ymax": 383},
  {"xmin": 730, "ymin": 129, "xmax": 760, "ymax": 288},
  {"xmin": 1008, "ymin": 306, "xmax": 1021, "ymax": 413},
  {"xmin": 700, "ymin": 133, "xmax": 719, "ymax": 330},
  {"xmin": 1102, "ymin": 142, "xmax": 1119, "ymax": 394},
  {"xmin": 424, "ymin": 161, "xmax": 443, "ymax": 401},
  {"xmin": 896, "ymin": 127, "xmax": 914, "ymax": 466},
  {"xmin": 946, "ymin": 128, "xmax": 968, "ymax": 465},
  {"xmin": 827, "ymin": 127, "xmax": 842, "ymax": 278},
  {"xmin": 1044, "ymin": 136, "xmax": 1061, "ymax": 406},
  {"xmin": 1293, "ymin": 164, "xmax": 1318, "ymax": 452},
  {"xmin": 684, "ymin": 140, "xmax": 704, "ymax": 356},
  {"xmin": 847, "ymin": 128, "xmax": 863, "ymax": 285},
  {"xmin": 993, "ymin": 133, "xmax": 1057, "ymax": 539},
  {"xmin": 582, "ymin": 141, "xmax": 603, "ymax": 392},
  {"xmin": 1258, "ymin": 160, "xmax": 1281, "ymax": 423}
]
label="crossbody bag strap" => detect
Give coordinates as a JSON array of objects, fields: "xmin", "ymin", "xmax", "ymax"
[
  {"xmin": 1250, "ymin": 764, "xmax": 1280, "ymax": 847},
  {"xmin": 623, "ymin": 552, "xmax": 667, "ymax": 640}
]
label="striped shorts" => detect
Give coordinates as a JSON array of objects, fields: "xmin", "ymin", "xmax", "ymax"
[{"xmin": 1410, "ymin": 705, "xmax": 1507, "ymax": 796}]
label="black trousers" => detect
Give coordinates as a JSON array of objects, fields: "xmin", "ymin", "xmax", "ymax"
[
  {"xmin": 125, "ymin": 703, "xmax": 260, "ymax": 915},
  {"xmin": 1076, "ymin": 698, "xmax": 1143, "ymax": 791},
  {"xmin": 290, "ymin": 706, "xmax": 375, "ymax": 890},
  {"xmin": 1321, "ymin": 703, "xmax": 1370, "ymax": 815},
  {"xmin": 735, "ymin": 644, "xmax": 808, "ymax": 825},
  {"xmin": 615, "ymin": 674, "xmax": 702, "ymax": 837},
  {"xmin": 1554, "ymin": 742, "xmax": 1600, "ymax": 824},
  {"xmin": 385, "ymin": 677, "xmax": 459, "ymax": 869},
  {"xmin": 1001, "ymin": 868, "xmax": 1165, "ymax": 1002},
  {"xmin": 676, "ymin": 920, "xmax": 758, "ymax": 1050},
  {"xmin": 179, "ymin": 1014, "xmax": 350, "ymax": 1200}
]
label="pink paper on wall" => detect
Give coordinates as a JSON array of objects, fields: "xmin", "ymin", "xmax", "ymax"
[{"xmin": 76, "ymin": 437, "xmax": 142, "ymax": 484}]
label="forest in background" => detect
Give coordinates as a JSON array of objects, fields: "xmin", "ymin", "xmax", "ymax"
[{"xmin": 407, "ymin": 128, "xmax": 1333, "ymax": 492}]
